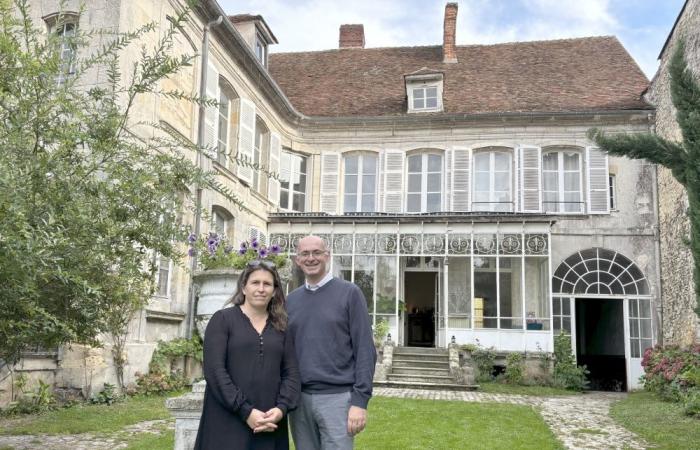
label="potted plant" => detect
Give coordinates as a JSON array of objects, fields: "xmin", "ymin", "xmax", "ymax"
[{"xmin": 188, "ymin": 232, "xmax": 288, "ymax": 336}]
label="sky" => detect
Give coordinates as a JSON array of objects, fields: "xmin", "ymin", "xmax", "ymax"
[{"xmin": 217, "ymin": 0, "xmax": 687, "ymax": 79}]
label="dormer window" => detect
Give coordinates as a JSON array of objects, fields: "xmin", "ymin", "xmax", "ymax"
[
  {"xmin": 255, "ymin": 32, "xmax": 267, "ymax": 66},
  {"xmin": 405, "ymin": 68, "xmax": 444, "ymax": 113},
  {"xmin": 229, "ymin": 14, "xmax": 278, "ymax": 69}
]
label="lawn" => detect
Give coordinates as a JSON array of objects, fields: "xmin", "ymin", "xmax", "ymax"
[
  {"xmin": 1, "ymin": 393, "xmax": 562, "ymax": 449},
  {"xmin": 610, "ymin": 391, "xmax": 700, "ymax": 450}
]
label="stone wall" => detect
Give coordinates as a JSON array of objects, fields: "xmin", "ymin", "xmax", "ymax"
[{"xmin": 647, "ymin": 0, "xmax": 700, "ymax": 345}]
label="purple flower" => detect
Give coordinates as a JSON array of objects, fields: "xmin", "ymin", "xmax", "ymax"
[
  {"xmin": 188, "ymin": 233, "xmax": 197, "ymax": 243},
  {"xmin": 270, "ymin": 244, "xmax": 281, "ymax": 254},
  {"xmin": 258, "ymin": 247, "xmax": 268, "ymax": 258},
  {"xmin": 251, "ymin": 239, "xmax": 259, "ymax": 249},
  {"xmin": 240, "ymin": 241, "xmax": 248, "ymax": 249},
  {"xmin": 188, "ymin": 248, "xmax": 196, "ymax": 257},
  {"xmin": 238, "ymin": 247, "xmax": 247, "ymax": 255}
]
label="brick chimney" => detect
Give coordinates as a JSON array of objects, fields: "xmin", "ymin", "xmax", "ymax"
[
  {"xmin": 442, "ymin": 3, "xmax": 458, "ymax": 63},
  {"xmin": 339, "ymin": 24, "xmax": 365, "ymax": 48}
]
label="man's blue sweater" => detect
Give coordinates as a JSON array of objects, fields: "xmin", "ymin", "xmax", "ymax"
[{"xmin": 286, "ymin": 277, "xmax": 377, "ymax": 409}]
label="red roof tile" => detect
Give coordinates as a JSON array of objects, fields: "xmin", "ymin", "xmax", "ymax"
[{"xmin": 268, "ymin": 36, "xmax": 650, "ymax": 117}]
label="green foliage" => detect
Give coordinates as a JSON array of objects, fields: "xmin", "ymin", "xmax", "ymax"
[
  {"xmin": 504, "ymin": 352, "xmax": 525, "ymax": 385},
  {"xmin": 0, "ymin": 1, "xmax": 250, "ymax": 363},
  {"xmin": 148, "ymin": 335, "xmax": 202, "ymax": 375},
  {"xmin": 467, "ymin": 340, "xmax": 497, "ymax": 382},
  {"xmin": 89, "ymin": 383, "xmax": 123, "ymax": 405},
  {"xmin": 188, "ymin": 234, "xmax": 288, "ymax": 270},
  {"xmin": 641, "ymin": 344, "xmax": 700, "ymax": 408},
  {"xmin": 132, "ymin": 371, "xmax": 188, "ymax": 396},
  {"xmin": 589, "ymin": 40, "xmax": 700, "ymax": 318},
  {"xmin": 372, "ymin": 318, "xmax": 390, "ymax": 345},
  {"xmin": 684, "ymin": 388, "xmax": 700, "ymax": 417},
  {"xmin": 1, "ymin": 378, "xmax": 56, "ymax": 416},
  {"xmin": 552, "ymin": 333, "xmax": 589, "ymax": 391}
]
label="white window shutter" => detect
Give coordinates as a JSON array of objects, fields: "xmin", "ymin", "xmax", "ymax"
[
  {"xmin": 383, "ymin": 150, "xmax": 405, "ymax": 213},
  {"xmin": 451, "ymin": 147, "xmax": 471, "ymax": 211},
  {"xmin": 444, "ymin": 150, "xmax": 452, "ymax": 211},
  {"xmin": 203, "ymin": 61, "xmax": 219, "ymax": 160},
  {"xmin": 320, "ymin": 152, "xmax": 340, "ymax": 214},
  {"xmin": 519, "ymin": 146, "xmax": 542, "ymax": 213},
  {"xmin": 248, "ymin": 227, "xmax": 267, "ymax": 246},
  {"xmin": 268, "ymin": 132, "xmax": 281, "ymax": 206},
  {"xmin": 237, "ymin": 98, "xmax": 256, "ymax": 184},
  {"xmin": 586, "ymin": 147, "xmax": 609, "ymax": 214}
]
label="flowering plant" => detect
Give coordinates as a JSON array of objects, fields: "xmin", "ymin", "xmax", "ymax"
[{"xmin": 187, "ymin": 232, "xmax": 287, "ymax": 270}]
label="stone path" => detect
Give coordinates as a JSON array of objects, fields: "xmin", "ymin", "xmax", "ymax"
[
  {"xmin": 375, "ymin": 387, "xmax": 648, "ymax": 450},
  {"xmin": 0, "ymin": 391, "xmax": 648, "ymax": 450}
]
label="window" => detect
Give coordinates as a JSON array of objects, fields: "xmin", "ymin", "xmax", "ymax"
[
  {"xmin": 156, "ymin": 256, "xmax": 171, "ymax": 297},
  {"xmin": 344, "ymin": 153, "xmax": 377, "ymax": 213},
  {"xmin": 473, "ymin": 151, "xmax": 512, "ymax": 212},
  {"xmin": 280, "ymin": 150, "xmax": 307, "ymax": 212},
  {"xmin": 406, "ymin": 153, "xmax": 442, "ymax": 213},
  {"xmin": 542, "ymin": 150, "xmax": 583, "ymax": 213},
  {"xmin": 212, "ymin": 206, "xmax": 233, "ymax": 238},
  {"xmin": 609, "ymin": 174, "xmax": 617, "ymax": 210},
  {"xmin": 217, "ymin": 89, "xmax": 231, "ymax": 166},
  {"xmin": 253, "ymin": 118, "xmax": 269, "ymax": 193},
  {"xmin": 47, "ymin": 17, "xmax": 78, "ymax": 84},
  {"xmin": 255, "ymin": 33, "xmax": 267, "ymax": 66},
  {"xmin": 412, "ymin": 85, "xmax": 438, "ymax": 110}
]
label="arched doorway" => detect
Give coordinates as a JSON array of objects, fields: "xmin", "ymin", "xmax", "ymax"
[{"xmin": 552, "ymin": 248, "xmax": 653, "ymax": 391}]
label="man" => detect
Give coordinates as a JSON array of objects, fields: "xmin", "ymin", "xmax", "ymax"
[{"xmin": 286, "ymin": 235, "xmax": 376, "ymax": 449}]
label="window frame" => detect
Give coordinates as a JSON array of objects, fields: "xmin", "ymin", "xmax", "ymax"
[
  {"xmin": 45, "ymin": 13, "xmax": 80, "ymax": 84},
  {"xmin": 472, "ymin": 150, "xmax": 513, "ymax": 212},
  {"xmin": 154, "ymin": 254, "xmax": 171, "ymax": 298},
  {"xmin": 279, "ymin": 150, "xmax": 308, "ymax": 212},
  {"xmin": 609, "ymin": 173, "xmax": 617, "ymax": 211},
  {"xmin": 542, "ymin": 150, "xmax": 584, "ymax": 214},
  {"xmin": 411, "ymin": 85, "xmax": 439, "ymax": 111},
  {"xmin": 406, "ymin": 152, "xmax": 443, "ymax": 213},
  {"xmin": 253, "ymin": 118, "xmax": 269, "ymax": 194},
  {"xmin": 255, "ymin": 31, "xmax": 267, "ymax": 67},
  {"xmin": 217, "ymin": 87, "xmax": 232, "ymax": 167},
  {"xmin": 343, "ymin": 152, "xmax": 378, "ymax": 213}
]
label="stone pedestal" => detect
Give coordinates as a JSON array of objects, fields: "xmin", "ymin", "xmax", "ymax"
[{"xmin": 166, "ymin": 381, "xmax": 205, "ymax": 450}]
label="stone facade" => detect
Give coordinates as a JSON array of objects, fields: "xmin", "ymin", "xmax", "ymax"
[{"xmin": 646, "ymin": 0, "xmax": 700, "ymax": 345}]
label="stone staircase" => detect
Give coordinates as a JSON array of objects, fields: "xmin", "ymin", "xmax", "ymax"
[{"xmin": 374, "ymin": 346, "xmax": 477, "ymax": 391}]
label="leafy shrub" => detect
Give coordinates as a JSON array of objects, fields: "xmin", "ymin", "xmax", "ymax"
[
  {"xmin": 1, "ymin": 379, "xmax": 56, "ymax": 416},
  {"xmin": 133, "ymin": 371, "xmax": 189, "ymax": 396},
  {"xmin": 90, "ymin": 383, "xmax": 123, "ymax": 405},
  {"xmin": 504, "ymin": 352, "xmax": 525, "ymax": 385},
  {"xmin": 642, "ymin": 344, "xmax": 700, "ymax": 414},
  {"xmin": 467, "ymin": 341, "xmax": 497, "ymax": 382},
  {"xmin": 149, "ymin": 335, "xmax": 203, "ymax": 375},
  {"xmin": 552, "ymin": 332, "xmax": 589, "ymax": 391},
  {"xmin": 373, "ymin": 318, "xmax": 390, "ymax": 346}
]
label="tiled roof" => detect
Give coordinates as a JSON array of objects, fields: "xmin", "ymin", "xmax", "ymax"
[{"xmin": 268, "ymin": 36, "xmax": 651, "ymax": 117}]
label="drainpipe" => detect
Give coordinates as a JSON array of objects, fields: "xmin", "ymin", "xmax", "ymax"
[{"xmin": 186, "ymin": 14, "xmax": 224, "ymax": 339}]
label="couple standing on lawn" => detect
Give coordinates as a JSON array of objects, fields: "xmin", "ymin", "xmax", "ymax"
[{"xmin": 194, "ymin": 235, "xmax": 377, "ymax": 450}]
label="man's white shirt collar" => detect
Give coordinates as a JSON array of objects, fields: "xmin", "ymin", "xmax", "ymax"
[{"xmin": 305, "ymin": 271, "xmax": 333, "ymax": 291}]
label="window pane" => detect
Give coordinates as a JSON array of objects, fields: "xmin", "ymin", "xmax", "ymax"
[
  {"xmin": 448, "ymin": 257, "xmax": 471, "ymax": 316},
  {"xmin": 543, "ymin": 172, "xmax": 559, "ymax": 191},
  {"xmin": 494, "ymin": 152, "xmax": 510, "ymax": 170},
  {"xmin": 426, "ymin": 97, "xmax": 437, "ymax": 108},
  {"xmin": 408, "ymin": 173, "xmax": 421, "ymax": 192},
  {"xmin": 408, "ymin": 155, "xmax": 422, "ymax": 172},
  {"xmin": 345, "ymin": 155, "xmax": 358, "ymax": 174},
  {"xmin": 524, "ymin": 257, "xmax": 549, "ymax": 320},
  {"xmin": 639, "ymin": 299, "xmax": 651, "ymax": 318},
  {"xmin": 428, "ymin": 154, "xmax": 442, "ymax": 171},
  {"xmin": 427, "ymin": 173, "xmax": 441, "ymax": 192},
  {"xmin": 363, "ymin": 155, "xmax": 377, "ymax": 174},
  {"xmin": 345, "ymin": 174, "xmax": 358, "ymax": 194},
  {"xmin": 427, "ymin": 193, "xmax": 441, "ymax": 212},
  {"xmin": 280, "ymin": 190, "xmax": 289, "ymax": 209},
  {"xmin": 564, "ymin": 153, "xmax": 580, "ymax": 170},
  {"xmin": 475, "ymin": 172, "xmax": 489, "ymax": 191},
  {"xmin": 413, "ymin": 88, "xmax": 425, "ymax": 99},
  {"xmin": 362, "ymin": 174, "xmax": 376, "ymax": 193},
  {"xmin": 355, "ymin": 256, "xmax": 375, "ymax": 312},
  {"xmin": 500, "ymin": 257, "xmax": 523, "ymax": 329},
  {"xmin": 344, "ymin": 194, "xmax": 357, "ymax": 213},
  {"xmin": 333, "ymin": 255, "xmax": 353, "ymax": 281},
  {"xmin": 630, "ymin": 319, "xmax": 639, "ymax": 338},
  {"xmin": 426, "ymin": 86, "xmax": 437, "ymax": 98},
  {"xmin": 494, "ymin": 172, "xmax": 510, "ymax": 190},
  {"xmin": 564, "ymin": 172, "xmax": 580, "ymax": 190},
  {"xmin": 376, "ymin": 257, "xmax": 397, "ymax": 314},
  {"xmin": 292, "ymin": 192, "xmax": 304, "ymax": 212},
  {"xmin": 562, "ymin": 298, "xmax": 571, "ymax": 315},
  {"xmin": 361, "ymin": 194, "xmax": 375, "ymax": 212},
  {"xmin": 407, "ymin": 194, "xmax": 421, "ymax": 212},
  {"xmin": 474, "ymin": 153, "xmax": 489, "ymax": 171},
  {"xmin": 294, "ymin": 173, "xmax": 306, "ymax": 192},
  {"xmin": 474, "ymin": 257, "xmax": 497, "ymax": 329},
  {"xmin": 413, "ymin": 97, "xmax": 424, "ymax": 109},
  {"xmin": 543, "ymin": 153, "xmax": 558, "ymax": 170},
  {"xmin": 640, "ymin": 319, "xmax": 652, "ymax": 339}
]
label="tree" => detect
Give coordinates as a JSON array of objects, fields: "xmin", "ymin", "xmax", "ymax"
[
  {"xmin": 589, "ymin": 41, "xmax": 700, "ymax": 318},
  {"xmin": 0, "ymin": 0, "xmax": 246, "ymax": 365}
]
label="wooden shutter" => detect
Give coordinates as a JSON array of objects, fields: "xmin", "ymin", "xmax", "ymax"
[
  {"xmin": 203, "ymin": 61, "xmax": 219, "ymax": 162},
  {"xmin": 444, "ymin": 150, "xmax": 452, "ymax": 211},
  {"xmin": 451, "ymin": 147, "xmax": 471, "ymax": 211},
  {"xmin": 519, "ymin": 146, "xmax": 542, "ymax": 213},
  {"xmin": 248, "ymin": 227, "xmax": 267, "ymax": 246},
  {"xmin": 237, "ymin": 98, "xmax": 256, "ymax": 184},
  {"xmin": 383, "ymin": 150, "xmax": 405, "ymax": 213},
  {"xmin": 319, "ymin": 152, "xmax": 340, "ymax": 214},
  {"xmin": 586, "ymin": 147, "xmax": 609, "ymax": 214},
  {"xmin": 268, "ymin": 132, "xmax": 281, "ymax": 206}
]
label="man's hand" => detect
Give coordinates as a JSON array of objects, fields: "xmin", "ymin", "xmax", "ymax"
[
  {"xmin": 347, "ymin": 405, "xmax": 367, "ymax": 436},
  {"xmin": 253, "ymin": 407, "xmax": 283, "ymax": 433}
]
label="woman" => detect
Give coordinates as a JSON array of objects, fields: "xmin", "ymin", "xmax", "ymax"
[{"xmin": 195, "ymin": 260, "xmax": 300, "ymax": 450}]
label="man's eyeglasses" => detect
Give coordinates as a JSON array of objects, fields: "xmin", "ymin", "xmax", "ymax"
[
  {"xmin": 247, "ymin": 260, "xmax": 276, "ymax": 269},
  {"xmin": 296, "ymin": 250, "xmax": 328, "ymax": 259}
]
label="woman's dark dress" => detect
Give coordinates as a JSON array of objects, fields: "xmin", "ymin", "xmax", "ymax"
[{"xmin": 194, "ymin": 305, "xmax": 300, "ymax": 450}]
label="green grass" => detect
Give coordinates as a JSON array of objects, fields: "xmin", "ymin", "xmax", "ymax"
[
  {"xmin": 0, "ymin": 392, "xmax": 183, "ymax": 436},
  {"xmin": 610, "ymin": 391, "xmax": 700, "ymax": 450},
  {"xmin": 478, "ymin": 382, "xmax": 579, "ymax": 396},
  {"xmin": 124, "ymin": 430, "xmax": 174, "ymax": 450},
  {"xmin": 293, "ymin": 397, "xmax": 562, "ymax": 450}
]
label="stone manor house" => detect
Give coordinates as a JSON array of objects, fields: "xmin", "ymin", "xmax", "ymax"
[{"xmin": 3, "ymin": 0, "xmax": 697, "ymax": 399}]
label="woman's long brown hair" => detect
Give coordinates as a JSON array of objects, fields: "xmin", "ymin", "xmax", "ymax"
[{"xmin": 227, "ymin": 264, "xmax": 287, "ymax": 332}]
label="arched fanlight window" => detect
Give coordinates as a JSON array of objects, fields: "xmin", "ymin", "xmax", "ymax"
[{"xmin": 552, "ymin": 248, "xmax": 649, "ymax": 296}]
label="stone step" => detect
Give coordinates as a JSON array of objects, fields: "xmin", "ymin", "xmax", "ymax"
[
  {"xmin": 387, "ymin": 374, "xmax": 456, "ymax": 384},
  {"xmin": 393, "ymin": 360, "xmax": 448, "ymax": 369},
  {"xmin": 391, "ymin": 367, "xmax": 450, "ymax": 377},
  {"xmin": 374, "ymin": 380, "xmax": 479, "ymax": 391},
  {"xmin": 392, "ymin": 354, "xmax": 449, "ymax": 364},
  {"xmin": 393, "ymin": 347, "xmax": 449, "ymax": 355}
]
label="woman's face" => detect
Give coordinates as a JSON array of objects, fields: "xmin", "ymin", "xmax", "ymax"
[{"xmin": 242, "ymin": 269, "xmax": 275, "ymax": 309}]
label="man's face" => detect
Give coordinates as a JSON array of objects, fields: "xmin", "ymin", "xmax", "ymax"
[{"xmin": 295, "ymin": 237, "xmax": 330, "ymax": 280}]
